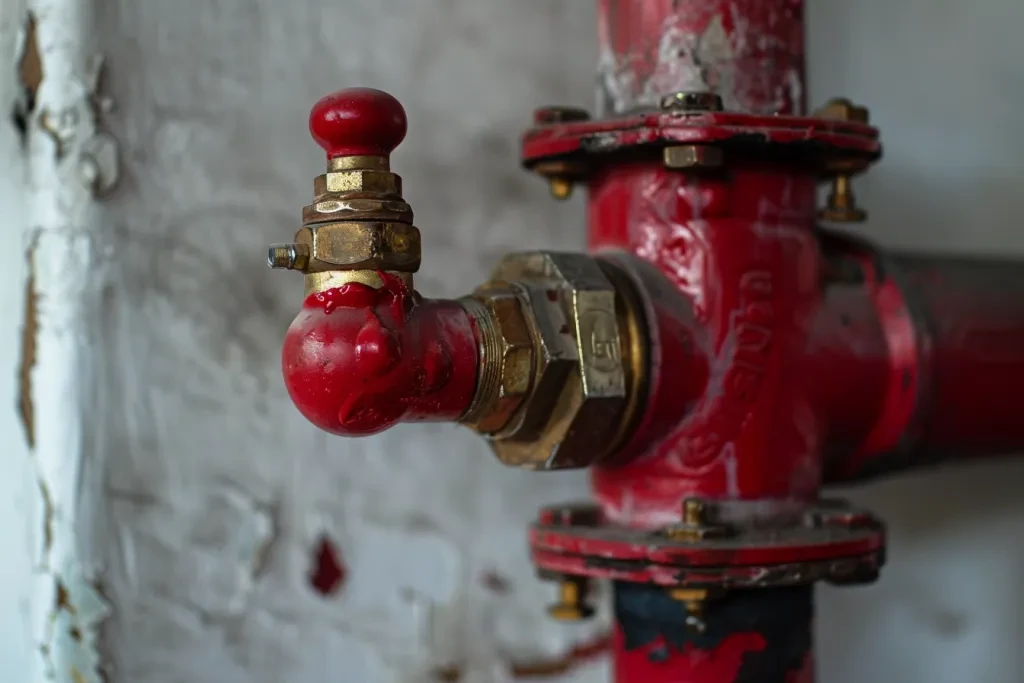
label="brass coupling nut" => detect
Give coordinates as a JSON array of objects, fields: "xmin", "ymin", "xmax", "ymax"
[{"xmin": 460, "ymin": 252, "xmax": 647, "ymax": 470}]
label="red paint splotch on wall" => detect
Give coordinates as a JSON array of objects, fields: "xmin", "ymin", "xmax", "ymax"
[{"xmin": 308, "ymin": 535, "xmax": 346, "ymax": 596}]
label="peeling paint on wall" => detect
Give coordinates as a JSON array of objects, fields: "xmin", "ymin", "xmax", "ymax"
[{"xmin": 18, "ymin": 238, "xmax": 38, "ymax": 448}]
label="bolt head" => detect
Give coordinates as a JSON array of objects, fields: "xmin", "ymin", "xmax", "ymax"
[
  {"xmin": 663, "ymin": 145, "xmax": 724, "ymax": 170},
  {"xmin": 660, "ymin": 91, "xmax": 724, "ymax": 113},
  {"xmin": 268, "ymin": 244, "xmax": 297, "ymax": 269},
  {"xmin": 547, "ymin": 603, "xmax": 595, "ymax": 622},
  {"xmin": 814, "ymin": 98, "xmax": 870, "ymax": 124},
  {"xmin": 549, "ymin": 178, "xmax": 574, "ymax": 200}
]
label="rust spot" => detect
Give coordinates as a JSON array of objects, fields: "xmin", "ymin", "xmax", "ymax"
[
  {"xmin": 38, "ymin": 110, "xmax": 65, "ymax": 159},
  {"xmin": 308, "ymin": 534, "xmax": 345, "ymax": 596},
  {"xmin": 480, "ymin": 570, "xmax": 512, "ymax": 594},
  {"xmin": 39, "ymin": 479, "xmax": 53, "ymax": 553},
  {"xmin": 13, "ymin": 12, "xmax": 42, "ymax": 140},
  {"xmin": 431, "ymin": 665, "xmax": 462, "ymax": 682},
  {"xmin": 18, "ymin": 242, "xmax": 37, "ymax": 449},
  {"xmin": 55, "ymin": 580, "xmax": 75, "ymax": 615},
  {"xmin": 509, "ymin": 633, "xmax": 611, "ymax": 679}
]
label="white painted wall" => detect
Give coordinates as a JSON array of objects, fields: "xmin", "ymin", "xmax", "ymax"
[{"xmin": 5, "ymin": 0, "xmax": 1024, "ymax": 682}]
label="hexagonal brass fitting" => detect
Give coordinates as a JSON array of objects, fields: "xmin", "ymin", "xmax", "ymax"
[
  {"xmin": 291, "ymin": 221, "xmax": 421, "ymax": 272},
  {"xmin": 460, "ymin": 252, "xmax": 647, "ymax": 470},
  {"xmin": 460, "ymin": 289, "xmax": 536, "ymax": 435},
  {"xmin": 270, "ymin": 149, "xmax": 420, "ymax": 295}
]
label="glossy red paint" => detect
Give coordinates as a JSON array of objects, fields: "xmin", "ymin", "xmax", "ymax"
[
  {"xmin": 282, "ymin": 274, "xmax": 478, "ymax": 436},
  {"xmin": 830, "ymin": 253, "xmax": 1024, "ymax": 480},
  {"xmin": 309, "ymin": 87, "xmax": 407, "ymax": 158},
  {"xmin": 612, "ymin": 628, "xmax": 774, "ymax": 683},
  {"xmin": 588, "ymin": 162, "xmax": 826, "ymax": 524},
  {"xmin": 596, "ymin": 0, "xmax": 806, "ymax": 115}
]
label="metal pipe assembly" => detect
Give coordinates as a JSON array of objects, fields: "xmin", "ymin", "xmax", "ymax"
[{"xmin": 270, "ymin": 3, "xmax": 1024, "ymax": 682}]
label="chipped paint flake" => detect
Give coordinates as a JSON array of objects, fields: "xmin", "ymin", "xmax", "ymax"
[{"xmin": 41, "ymin": 561, "xmax": 112, "ymax": 683}]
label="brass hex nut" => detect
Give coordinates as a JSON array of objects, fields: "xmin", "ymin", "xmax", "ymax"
[
  {"xmin": 302, "ymin": 197, "xmax": 413, "ymax": 225},
  {"xmin": 313, "ymin": 169, "xmax": 402, "ymax": 197},
  {"xmin": 814, "ymin": 98, "xmax": 869, "ymax": 124},
  {"xmin": 293, "ymin": 221, "xmax": 421, "ymax": 272},
  {"xmin": 475, "ymin": 252, "xmax": 631, "ymax": 470},
  {"xmin": 461, "ymin": 288, "xmax": 535, "ymax": 434}
]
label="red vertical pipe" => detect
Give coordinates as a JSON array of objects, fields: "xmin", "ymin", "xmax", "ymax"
[
  {"xmin": 612, "ymin": 584, "xmax": 814, "ymax": 683},
  {"xmin": 588, "ymin": 162, "xmax": 823, "ymax": 528},
  {"xmin": 596, "ymin": 0, "xmax": 806, "ymax": 115},
  {"xmin": 591, "ymin": 4, "xmax": 811, "ymax": 682}
]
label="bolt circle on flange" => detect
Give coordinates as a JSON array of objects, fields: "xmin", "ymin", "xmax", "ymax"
[{"xmin": 530, "ymin": 498, "xmax": 886, "ymax": 590}]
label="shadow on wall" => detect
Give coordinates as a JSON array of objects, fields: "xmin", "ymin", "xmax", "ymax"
[
  {"xmin": 819, "ymin": 458, "xmax": 1024, "ymax": 683},
  {"xmin": 817, "ymin": 164, "xmax": 1024, "ymax": 682},
  {"xmin": 857, "ymin": 165, "xmax": 1024, "ymax": 257}
]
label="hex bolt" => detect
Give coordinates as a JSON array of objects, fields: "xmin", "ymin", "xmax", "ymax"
[
  {"xmin": 814, "ymin": 98, "xmax": 871, "ymax": 224},
  {"xmin": 268, "ymin": 243, "xmax": 310, "ymax": 270},
  {"xmin": 549, "ymin": 177, "xmax": 574, "ymax": 201},
  {"xmin": 683, "ymin": 498, "xmax": 705, "ymax": 526},
  {"xmin": 664, "ymin": 498, "xmax": 730, "ymax": 542},
  {"xmin": 660, "ymin": 91, "xmax": 724, "ymax": 113},
  {"xmin": 547, "ymin": 576, "xmax": 595, "ymax": 622},
  {"xmin": 819, "ymin": 175, "xmax": 867, "ymax": 223},
  {"xmin": 663, "ymin": 144, "xmax": 724, "ymax": 170},
  {"xmin": 669, "ymin": 587, "xmax": 709, "ymax": 634}
]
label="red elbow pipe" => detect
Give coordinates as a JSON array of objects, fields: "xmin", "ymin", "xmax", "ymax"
[{"xmin": 282, "ymin": 273, "xmax": 479, "ymax": 436}]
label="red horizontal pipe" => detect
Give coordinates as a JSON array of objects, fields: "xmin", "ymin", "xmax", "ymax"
[
  {"xmin": 826, "ymin": 250, "xmax": 1024, "ymax": 481},
  {"xmin": 282, "ymin": 273, "xmax": 479, "ymax": 436}
]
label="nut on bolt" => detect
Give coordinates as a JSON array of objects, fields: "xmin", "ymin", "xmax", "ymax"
[
  {"xmin": 462, "ymin": 252, "xmax": 644, "ymax": 470},
  {"xmin": 660, "ymin": 91, "xmax": 724, "ymax": 113},
  {"xmin": 664, "ymin": 498, "xmax": 732, "ymax": 542},
  {"xmin": 290, "ymin": 221, "xmax": 421, "ymax": 272},
  {"xmin": 814, "ymin": 97, "xmax": 871, "ymax": 223},
  {"xmin": 547, "ymin": 576, "xmax": 595, "ymax": 622},
  {"xmin": 460, "ymin": 288, "xmax": 536, "ymax": 434}
]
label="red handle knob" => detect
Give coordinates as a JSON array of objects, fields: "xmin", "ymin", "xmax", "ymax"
[{"xmin": 309, "ymin": 87, "xmax": 408, "ymax": 159}]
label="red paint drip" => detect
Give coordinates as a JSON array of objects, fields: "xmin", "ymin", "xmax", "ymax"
[
  {"xmin": 282, "ymin": 273, "xmax": 479, "ymax": 436},
  {"xmin": 309, "ymin": 535, "xmax": 346, "ymax": 596}
]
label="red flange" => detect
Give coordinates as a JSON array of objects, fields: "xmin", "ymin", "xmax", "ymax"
[{"xmin": 531, "ymin": 500, "xmax": 885, "ymax": 589}]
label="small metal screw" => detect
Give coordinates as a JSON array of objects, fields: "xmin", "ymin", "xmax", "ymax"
[
  {"xmin": 664, "ymin": 498, "xmax": 731, "ymax": 542},
  {"xmin": 663, "ymin": 144, "xmax": 724, "ymax": 170},
  {"xmin": 683, "ymin": 499, "xmax": 705, "ymax": 526},
  {"xmin": 268, "ymin": 243, "xmax": 310, "ymax": 270},
  {"xmin": 547, "ymin": 576, "xmax": 594, "ymax": 622},
  {"xmin": 819, "ymin": 175, "xmax": 867, "ymax": 223},
  {"xmin": 660, "ymin": 91, "xmax": 724, "ymax": 113},
  {"xmin": 549, "ymin": 177, "xmax": 574, "ymax": 201}
]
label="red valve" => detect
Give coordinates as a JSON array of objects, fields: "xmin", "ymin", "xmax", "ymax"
[
  {"xmin": 308, "ymin": 87, "xmax": 408, "ymax": 158},
  {"xmin": 283, "ymin": 275, "xmax": 479, "ymax": 436}
]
